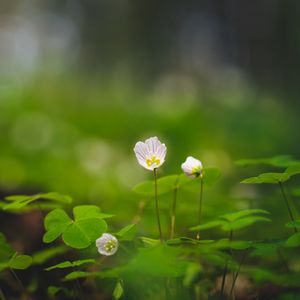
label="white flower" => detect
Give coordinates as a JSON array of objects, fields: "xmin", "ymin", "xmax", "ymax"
[
  {"xmin": 96, "ymin": 233, "xmax": 119, "ymax": 256},
  {"xmin": 181, "ymin": 156, "xmax": 203, "ymax": 178},
  {"xmin": 134, "ymin": 136, "xmax": 167, "ymax": 170}
]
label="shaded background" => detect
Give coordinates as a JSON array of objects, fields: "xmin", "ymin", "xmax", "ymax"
[{"xmin": 0, "ymin": 0, "xmax": 300, "ymax": 251}]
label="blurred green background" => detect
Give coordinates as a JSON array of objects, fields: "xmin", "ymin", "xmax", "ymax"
[{"xmin": 1, "ymin": 1, "xmax": 300, "ymax": 237}]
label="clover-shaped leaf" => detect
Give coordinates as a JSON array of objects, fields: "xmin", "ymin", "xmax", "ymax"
[
  {"xmin": 0, "ymin": 233, "xmax": 32, "ymax": 272},
  {"xmin": 43, "ymin": 205, "xmax": 108, "ymax": 249},
  {"xmin": 241, "ymin": 172, "xmax": 290, "ymax": 184}
]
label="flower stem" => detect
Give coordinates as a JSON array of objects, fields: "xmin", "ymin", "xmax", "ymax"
[
  {"xmin": 196, "ymin": 175, "xmax": 204, "ymax": 240},
  {"xmin": 170, "ymin": 176, "xmax": 180, "ymax": 239},
  {"xmin": 278, "ymin": 182, "xmax": 298, "ymax": 233},
  {"xmin": 10, "ymin": 269, "xmax": 30, "ymax": 300},
  {"xmin": 220, "ymin": 230, "xmax": 233, "ymax": 297},
  {"xmin": 229, "ymin": 249, "xmax": 248, "ymax": 298},
  {"xmin": 154, "ymin": 168, "xmax": 163, "ymax": 241}
]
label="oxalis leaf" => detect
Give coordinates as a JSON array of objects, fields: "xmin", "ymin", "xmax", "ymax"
[
  {"xmin": 286, "ymin": 232, "xmax": 300, "ymax": 247},
  {"xmin": 190, "ymin": 209, "xmax": 271, "ymax": 232},
  {"xmin": 236, "ymin": 155, "xmax": 298, "ymax": 168},
  {"xmin": 2, "ymin": 192, "xmax": 73, "ymax": 211},
  {"xmin": 115, "ymin": 224, "xmax": 137, "ymax": 241},
  {"xmin": 43, "ymin": 205, "xmax": 108, "ymax": 249},
  {"xmin": 45, "ymin": 259, "xmax": 95, "ymax": 271},
  {"xmin": 0, "ymin": 233, "xmax": 32, "ymax": 272},
  {"xmin": 241, "ymin": 172, "xmax": 290, "ymax": 184}
]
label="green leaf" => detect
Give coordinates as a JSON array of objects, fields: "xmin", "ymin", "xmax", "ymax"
[
  {"xmin": 221, "ymin": 216, "xmax": 271, "ymax": 231},
  {"xmin": 236, "ymin": 155, "xmax": 297, "ymax": 168},
  {"xmin": 113, "ymin": 280, "xmax": 124, "ymax": 300},
  {"xmin": 8, "ymin": 254, "xmax": 32, "ymax": 269},
  {"xmin": 47, "ymin": 286, "xmax": 62, "ymax": 296},
  {"xmin": 45, "ymin": 259, "xmax": 95, "ymax": 271},
  {"xmin": 241, "ymin": 172, "xmax": 290, "ymax": 184},
  {"xmin": 43, "ymin": 209, "xmax": 72, "ymax": 243},
  {"xmin": 251, "ymin": 240, "xmax": 283, "ymax": 257},
  {"xmin": 285, "ymin": 164, "xmax": 300, "ymax": 177},
  {"xmin": 286, "ymin": 233, "xmax": 300, "ymax": 247},
  {"xmin": 2, "ymin": 192, "xmax": 72, "ymax": 211},
  {"xmin": 286, "ymin": 220, "xmax": 300, "ymax": 229},
  {"xmin": 139, "ymin": 237, "xmax": 161, "ymax": 247},
  {"xmin": 0, "ymin": 233, "xmax": 14, "ymax": 262},
  {"xmin": 220, "ymin": 209, "xmax": 270, "ymax": 222},
  {"xmin": 115, "ymin": 224, "xmax": 137, "ymax": 241},
  {"xmin": 64, "ymin": 271, "xmax": 94, "ymax": 281},
  {"xmin": 132, "ymin": 175, "xmax": 179, "ymax": 197},
  {"xmin": 43, "ymin": 205, "xmax": 108, "ymax": 249}
]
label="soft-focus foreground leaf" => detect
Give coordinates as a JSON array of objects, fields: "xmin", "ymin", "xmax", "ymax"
[
  {"xmin": 251, "ymin": 240, "xmax": 284, "ymax": 257},
  {"xmin": 115, "ymin": 224, "xmax": 137, "ymax": 241},
  {"xmin": 285, "ymin": 220, "xmax": 300, "ymax": 229},
  {"xmin": 286, "ymin": 232, "xmax": 300, "ymax": 247},
  {"xmin": 113, "ymin": 280, "xmax": 124, "ymax": 300},
  {"xmin": 43, "ymin": 205, "xmax": 108, "ymax": 249},
  {"xmin": 241, "ymin": 172, "xmax": 290, "ymax": 184},
  {"xmin": 46, "ymin": 259, "xmax": 95, "ymax": 271},
  {"xmin": 190, "ymin": 209, "xmax": 271, "ymax": 232},
  {"xmin": 1, "ymin": 192, "xmax": 72, "ymax": 211},
  {"xmin": 236, "ymin": 155, "xmax": 298, "ymax": 168},
  {"xmin": 124, "ymin": 244, "xmax": 188, "ymax": 277},
  {"xmin": 8, "ymin": 254, "xmax": 32, "ymax": 269}
]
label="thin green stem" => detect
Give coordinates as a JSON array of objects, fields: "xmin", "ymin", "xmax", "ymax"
[
  {"xmin": 196, "ymin": 175, "xmax": 204, "ymax": 240},
  {"xmin": 279, "ymin": 182, "xmax": 298, "ymax": 233},
  {"xmin": 154, "ymin": 168, "xmax": 163, "ymax": 241},
  {"xmin": 170, "ymin": 176, "xmax": 180, "ymax": 239},
  {"xmin": 220, "ymin": 230, "xmax": 233, "ymax": 297},
  {"xmin": 229, "ymin": 250, "xmax": 248, "ymax": 298}
]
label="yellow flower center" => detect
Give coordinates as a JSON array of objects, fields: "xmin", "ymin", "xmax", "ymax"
[
  {"xmin": 105, "ymin": 240, "xmax": 117, "ymax": 252},
  {"xmin": 192, "ymin": 166, "xmax": 201, "ymax": 177},
  {"xmin": 146, "ymin": 156, "xmax": 161, "ymax": 167}
]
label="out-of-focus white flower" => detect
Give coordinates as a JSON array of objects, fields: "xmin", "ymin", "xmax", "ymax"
[
  {"xmin": 96, "ymin": 233, "xmax": 119, "ymax": 256},
  {"xmin": 181, "ymin": 156, "xmax": 203, "ymax": 178},
  {"xmin": 134, "ymin": 137, "xmax": 167, "ymax": 171}
]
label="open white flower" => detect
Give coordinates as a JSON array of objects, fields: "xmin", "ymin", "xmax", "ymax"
[
  {"xmin": 96, "ymin": 233, "xmax": 119, "ymax": 256},
  {"xmin": 181, "ymin": 156, "xmax": 203, "ymax": 178},
  {"xmin": 134, "ymin": 136, "xmax": 167, "ymax": 170}
]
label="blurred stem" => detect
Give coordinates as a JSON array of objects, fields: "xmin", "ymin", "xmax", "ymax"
[
  {"xmin": 154, "ymin": 168, "xmax": 163, "ymax": 241},
  {"xmin": 170, "ymin": 176, "xmax": 180, "ymax": 239},
  {"xmin": 10, "ymin": 269, "xmax": 29, "ymax": 300},
  {"xmin": 196, "ymin": 175, "xmax": 204, "ymax": 240},
  {"xmin": 220, "ymin": 230, "xmax": 233, "ymax": 297},
  {"xmin": 229, "ymin": 249, "xmax": 248, "ymax": 298},
  {"xmin": 278, "ymin": 182, "xmax": 298, "ymax": 233},
  {"xmin": 0, "ymin": 288, "xmax": 6, "ymax": 300},
  {"xmin": 277, "ymin": 248, "xmax": 290, "ymax": 273}
]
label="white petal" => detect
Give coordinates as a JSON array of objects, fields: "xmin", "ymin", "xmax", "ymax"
[
  {"xmin": 96, "ymin": 233, "xmax": 119, "ymax": 256},
  {"xmin": 181, "ymin": 156, "xmax": 203, "ymax": 178}
]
